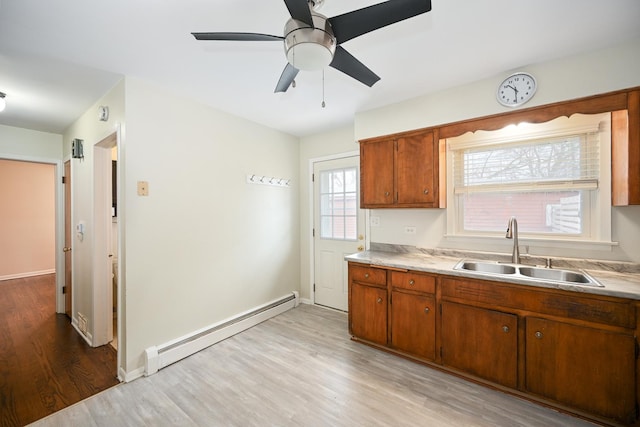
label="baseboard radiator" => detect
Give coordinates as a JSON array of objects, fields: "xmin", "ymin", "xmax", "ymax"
[{"xmin": 144, "ymin": 291, "xmax": 299, "ymax": 376}]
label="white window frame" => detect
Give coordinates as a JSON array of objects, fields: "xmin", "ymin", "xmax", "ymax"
[{"xmin": 445, "ymin": 113, "xmax": 614, "ymax": 251}]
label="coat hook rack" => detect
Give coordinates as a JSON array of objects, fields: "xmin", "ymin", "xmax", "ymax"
[{"xmin": 246, "ymin": 174, "xmax": 291, "ymax": 188}]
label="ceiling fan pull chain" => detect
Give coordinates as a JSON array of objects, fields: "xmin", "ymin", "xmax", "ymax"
[{"xmin": 321, "ymin": 68, "xmax": 326, "ymax": 108}]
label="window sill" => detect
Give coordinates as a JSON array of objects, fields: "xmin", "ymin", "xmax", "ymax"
[{"xmin": 443, "ymin": 233, "xmax": 619, "ymax": 254}]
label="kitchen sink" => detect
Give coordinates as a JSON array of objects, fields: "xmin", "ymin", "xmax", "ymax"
[
  {"xmin": 454, "ymin": 260, "xmax": 603, "ymax": 287},
  {"xmin": 457, "ymin": 261, "xmax": 516, "ymax": 275},
  {"xmin": 518, "ymin": 266, "xmax": 594, "ymax": 284}
]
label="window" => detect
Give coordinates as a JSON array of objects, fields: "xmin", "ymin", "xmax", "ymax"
[
  {"xmin": 447, "ymin": 113, "xmax": 611, "ymax": 242},
  {"xmin": 319, "ymin": 167, "xmax": 358, "ymax": 240}
]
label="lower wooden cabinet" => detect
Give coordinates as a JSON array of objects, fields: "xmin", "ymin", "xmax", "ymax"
[
  {"xmin": 390, "ymin": 290, "xmax": 436, "ymax": 360},
  {"xmin": 347, "ymin": 262, "xmax": 639, "ymax": 425},
  {"xmin": 526, "ymin": 317, "xmax": 637, "ymax": 424},
  {"xmin": 441, "ymin": 301, "xmax": 518, "ymax": 388},
  {"xmin": 350, "ymin": 282, "xmax": 387, "ymax": 345}
]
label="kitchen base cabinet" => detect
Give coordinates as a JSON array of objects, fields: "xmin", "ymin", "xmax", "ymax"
[
  {"xmin": 441, "ymin": 301, "xmax": 518, "ymax": 388},
  {"xmin": 347, "ymin": 263, "xmax": 639, "ymax": 425},
  {"xmin": 350, "ymin": 282, "xmax": 387, "ymax": 346},
  {"xmin": 390, "ymin": 291, "xmax": 436, "ymax": 360},
  {"xmin": 526, "ymin": 317, "xmax": 637, "ymax": 424}
]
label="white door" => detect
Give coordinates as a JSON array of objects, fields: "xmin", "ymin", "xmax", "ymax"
[{"xmin": 313, "ymin": 156, "xmax": 365, "ymax": 311}]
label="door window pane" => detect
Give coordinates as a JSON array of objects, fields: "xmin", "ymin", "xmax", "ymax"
[{"xmin": 319, "ymin": 167, "xmax": 358, "ymax": 241}]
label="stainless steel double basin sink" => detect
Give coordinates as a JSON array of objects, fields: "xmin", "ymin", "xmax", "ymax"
[{"xmin": 454, "ymin": 260, "xmax": 603, "ymax": 287}]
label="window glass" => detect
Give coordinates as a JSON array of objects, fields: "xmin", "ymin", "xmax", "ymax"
[{"xmin": 319, "ymin": 167, "xmax": 358, "ymax": 240}]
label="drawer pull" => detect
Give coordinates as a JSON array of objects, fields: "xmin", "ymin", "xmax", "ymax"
[
  {"xmin": 409, "ymin": 279, "xmax": 415, "ymax": 286},
  {"xmin": 364, "ymin": 273, "xmax": 369, "ymax": 279},
  {"xmin": 384, "ymin": 191, "xmax": 390, "ymax": 197},
  {"xmin": 535, "ymin": 331, "xmax": 543, "ymax": 339},
  {"xmin": 376, "ymin": 297, "xmax": 383, "ymax": 304},
  {"xmin": 502, "ymin": 325, "xmax": 510, "ymax": 333},
  {"xmin": 424, "ymin": 307, "xmax": 430, "ymax": 314},
  {"xmin": 423, "ymin": 189, "xmax": 429, "ymax": 195}
]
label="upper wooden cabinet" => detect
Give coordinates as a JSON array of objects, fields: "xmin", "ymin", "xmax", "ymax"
[
  {"xmin": 612, "ymin": 90, "xmax": 640, "ymax": 206},
  {"xmin": 358, "ymin": 86, "xmax": 640, "ymax": 209},
  {"xmin": 360, "ymin": 130, "xmax": 442, "ymax": 208}
]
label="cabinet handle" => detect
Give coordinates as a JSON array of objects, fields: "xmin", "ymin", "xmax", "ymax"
[
  {"xmin": 409, "ymin": 279, "xmax": 415, "ymax": 286},
  {"xmin": 424, "ymin": 307, "xmax": 430, "ymax": 314},
  {"xmin": 384, "ymin": 191, "xmax": 390, "ymax": 197},
  {"xmin": 376, "ymin": 297, "xmax": 383, "ymax": 304},
  {"xmin": 364, "ymin": 273, "xmax": 369, "ymax": 279},
  {"xmin": 423, "ymin": 189, "xmax": 429, "ymax": 195},
  {"xmin": 535, "ymin": 331, "xmax": 543, "ymax": 339},
  {"xmin": 502, "ymin": 325, "xmax": 510, "ymax": 333}
]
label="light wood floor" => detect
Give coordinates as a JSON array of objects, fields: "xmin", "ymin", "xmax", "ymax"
[{"xmin": 32, "ymin": 304, "xmax": 595, "ymax": 426}]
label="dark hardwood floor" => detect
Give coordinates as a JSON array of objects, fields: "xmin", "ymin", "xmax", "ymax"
[{"xmin": 0, "ymin": 274, "xmax": 119, "ymax": 426}]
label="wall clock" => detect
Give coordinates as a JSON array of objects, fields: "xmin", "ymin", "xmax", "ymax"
[{"xmin": 496, "ymin": 72, "xmax": 537, "ymax": 107}]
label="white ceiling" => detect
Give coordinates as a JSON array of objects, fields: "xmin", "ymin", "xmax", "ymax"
[{"xmin": 1, "ymin": 0, "xmax": 639, "ymax": 137}]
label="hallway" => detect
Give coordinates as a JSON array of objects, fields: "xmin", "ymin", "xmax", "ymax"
[{"xmin": 0, "ymin": 274, "xmax": 119, "ymax": 426}]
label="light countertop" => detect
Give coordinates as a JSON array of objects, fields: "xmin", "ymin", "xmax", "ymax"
[{"xmin": 345, "ymin": 250, "xmax": 640, "ymax": 301}]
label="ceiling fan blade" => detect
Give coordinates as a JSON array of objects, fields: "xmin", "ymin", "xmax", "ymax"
[
  {"xmin": 329, "ymin": 46, "xmax": 380, "ymax": 87},
  {"xmin": 191, "ymin": 32, "xmax": 284, "ymax": 41},
  {"xmin": 283, "ymin": 0, "xmax": 314, "ymax": 27},
  {"xmin": 275, "ymin": 63, "xmax": 300, "ymax": 93},
  {"xmin": 328, "ymin": 0, "xmax": 432, "ymax": 44}
]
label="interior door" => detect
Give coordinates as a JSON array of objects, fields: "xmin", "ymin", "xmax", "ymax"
[
  {"xmin": 313, "ymin": 156, "xmax": 365, "ymax": 311},
  {"xmin": 63, "ymin": 160, "xmax": 72, "ymax": 318}
]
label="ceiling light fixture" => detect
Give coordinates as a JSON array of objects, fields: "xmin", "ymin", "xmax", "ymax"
[{"xmin": 0, "ymin": 92, "xmax": 6, "ymax": 112}]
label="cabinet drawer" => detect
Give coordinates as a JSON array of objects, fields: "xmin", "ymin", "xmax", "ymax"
[
  {"xmin": 441, "ymin": 277, "xmax": 636, "ymax": 329},
  {"xmin": 391, "ymin": 271, "xmax": 435, "ymax": 294},
  {"xmin": 349, "ymin": 264, "xmax": 387, "ymax": 286}
]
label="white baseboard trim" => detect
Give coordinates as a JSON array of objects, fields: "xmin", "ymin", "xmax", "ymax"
[
  {"xmin": 0, "ymin": 269, "xmax": 56, "ymax": 282},
  {"xmin": 71, "ymin": 318, "xmax": 93, "ymax": 347},
  {"xmin": 299, "ymin": 298, "xmax": 313, "ymax": 305},
  {"xmin": 144, "ymin": 291, "xmax": 299, "ymax": 377},
  {"xmin": 121, "ymin": 366, "xmax": 145, "ymax": 383}
]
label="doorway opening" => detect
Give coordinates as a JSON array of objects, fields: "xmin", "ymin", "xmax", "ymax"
[{"xmin": 93, "ymin": 131, "xmax": 120, "ymax": 358}]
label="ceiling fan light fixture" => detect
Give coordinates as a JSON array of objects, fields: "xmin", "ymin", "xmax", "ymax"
[
  {"xmin": 0, "ymin": 92, "xmax": 6, "ymax": 112},
  {"xmin": 284, "ymin": 13, "xmax": 335, "ymax": 71}
]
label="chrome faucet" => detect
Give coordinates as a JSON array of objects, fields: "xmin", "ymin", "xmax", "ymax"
[{"xmin": 505, "ymin": 216, "xmax": 520, "ymax": 264}]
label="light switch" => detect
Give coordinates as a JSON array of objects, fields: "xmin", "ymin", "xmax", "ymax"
[{"xmin": 137, "ymin": 181, "xmax": 149, "ymax": 196}]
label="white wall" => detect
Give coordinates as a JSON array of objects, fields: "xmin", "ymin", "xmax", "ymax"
[
  {"xmin": 298, "ymin": 125, "xmax": 359, "ymax": 301},
  {"xmin": 63, "ymin": 79, "xmax": 125, "ymax": 351},
  {"xmin": 0, "ymin": 124, "xmax": 62, "ymax": 159},
  {"xmin": 123, "ymin": 78, "xmax": 300, "ymax": 373},
  {"xmin": 302, "ymin": 38, "xmax": 640, "ymax": 263}
]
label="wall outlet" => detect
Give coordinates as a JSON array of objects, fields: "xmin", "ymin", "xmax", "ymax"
[
  {"xmin": 370, "ymin": 216, "xmax": 381, "ymax": 227},
  {"xmin": 404, "ymin": 226, "xmax": 417, "ymax": 234},
  {"xmin": 137, "ymin": 181, "xmax": 149, "ymax": 196}
]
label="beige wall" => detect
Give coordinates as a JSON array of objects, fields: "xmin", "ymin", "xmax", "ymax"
[
  {"xmin": 0, "ymin": 159, "xmax": 56, "ymax": 279},
  {"xmin": 122, "ymin": 77, "xmax": 300, "ymax": 374}
]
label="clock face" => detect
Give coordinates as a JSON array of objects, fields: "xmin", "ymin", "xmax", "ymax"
[{"xmin": 497, "ymin": 73, "xmax": 537, "ymax": 107}]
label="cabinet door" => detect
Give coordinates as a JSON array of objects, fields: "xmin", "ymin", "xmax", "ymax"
[
  {"xmin": 391, "ymin": 291, "xmax": 436, "ymax": 360},
  {"xmin": 360, "ymin": 138, "xmax": 395, "ymax": 206},
  {"xmin": 396, "ymin": 132, "xmax": 436, "ymax": 205},
  {"xmin": 350, "ymin": 282, "xmax": 387, "ymax": 345},
  {"xmin": 526, "ymin": 317, "xmax": 636, "ymax": 424},
  {"xmin": 441, "ymin": 302, "xmax": 518, "ymax": 388}
]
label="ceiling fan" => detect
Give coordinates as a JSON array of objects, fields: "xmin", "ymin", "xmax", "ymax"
[{"xmin": 192, "ymin": 0, "xmax": 432, "ymax": 93}]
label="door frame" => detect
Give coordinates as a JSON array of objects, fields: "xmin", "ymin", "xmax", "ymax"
[
  {"xmin": 0, "ymin": 153, "xmax": 65, "ymax": 313},
  {"xmin": 92, "ymin": 130, "xmax": 119, "ymax": 349},
  {"xmin": 308, "ymin": 150, "xmax": 369, "ymax": 306}
]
